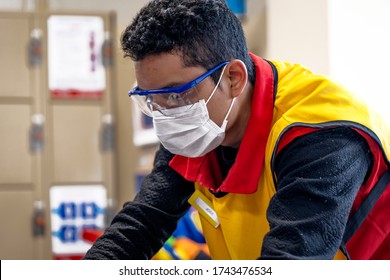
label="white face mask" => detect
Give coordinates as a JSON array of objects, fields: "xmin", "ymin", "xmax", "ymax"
[{"xmin": 152, "ymin": 67, "xmax": 236, "ymax": 157}]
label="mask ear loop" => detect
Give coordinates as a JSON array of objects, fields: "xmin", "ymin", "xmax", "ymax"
[
  {"xmin": 223, "ymin": 96, "xmax": 236, "ymax": 123},
  {"xmin": 204, "ymin": 64, "xmax": 242, "ymax": 124},
  {"xmin": 224, "ymin": 77, "xmax": 247, "ymax": 123},
  {"xmin": 219, "ymin": 66, "xmax": 248, "ymax": 123},
  {"xmin": 205, "ymin": 65, "xmax": 227, "ymax": 105}
]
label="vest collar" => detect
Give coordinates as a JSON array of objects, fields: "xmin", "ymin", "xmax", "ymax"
[{"xmin": 169, "ymin": 54, "xmax": 275, "ymax": 194}]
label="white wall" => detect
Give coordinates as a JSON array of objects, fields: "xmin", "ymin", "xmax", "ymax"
[
  {"xmin": 328, "ymin": 0, "xmax": 390, "ymax": 122},
  {"xmin": 265, "ymin": 0, "xmax": 329, "ymax": 74},
  {"xmin": 265, "ymin": 0, "xmax": 390, "ymax": 123}
]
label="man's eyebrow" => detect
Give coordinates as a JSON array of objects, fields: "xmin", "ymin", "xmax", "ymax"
[
  {"xmin": 162, "ymin": 82, "xmax": 183, "ymax": 88},
  {"xmin": 138, "ymin": 81, "xmax": 189, "ymax": 91}
]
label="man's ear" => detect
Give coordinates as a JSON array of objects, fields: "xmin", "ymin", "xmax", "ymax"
[{"xmin": 225, "ymin": 59, "xmax": 248, "ymax": 98}]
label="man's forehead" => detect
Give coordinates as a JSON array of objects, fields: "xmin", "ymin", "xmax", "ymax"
[
  {"xmin": 136, "ymin": 53, "xmax": 184, "ymax": 70},
  {"xmin": 134, "ymin": 53, "xmax": 205, "ymax": 90}
]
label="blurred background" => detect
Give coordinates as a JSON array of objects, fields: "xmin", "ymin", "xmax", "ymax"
[{"xmin": 0, "ymin": 0, "xmax": 389, "ymax": 259}]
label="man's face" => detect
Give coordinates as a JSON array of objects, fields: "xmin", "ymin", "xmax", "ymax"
[{"xmin": 134, "ymin": 52, "xmax": 232, "ymax": 127}]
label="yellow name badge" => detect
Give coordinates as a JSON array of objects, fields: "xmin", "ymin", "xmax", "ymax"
[{"xmin": 188, "ymin": 189, "xmax": 220, "ymax": 228}]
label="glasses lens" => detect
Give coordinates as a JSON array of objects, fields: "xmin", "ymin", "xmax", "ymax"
[
  {"xmin": 153, "ymin": 86, "xmax": 199, "ymax": 109},
  {"xmin": 130, "ymin": 95, "xmax": 154, "ymax": 117},
  {"xmin": 129, "ymin": 61, "xmax": 229, "ymax": 117},
  {"xmin": 134, "ymin": 87, "xmax": 200, "ymax": 117}
]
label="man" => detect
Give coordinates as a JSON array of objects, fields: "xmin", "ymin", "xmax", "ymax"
[{"xmin": 84, "ymin": 0, "xmax": 390, "ymax": 259}]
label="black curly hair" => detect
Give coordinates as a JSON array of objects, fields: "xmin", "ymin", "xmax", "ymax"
[{"xmin": 121, "ymin": 0, "xmax": 255, "ymax": 84}]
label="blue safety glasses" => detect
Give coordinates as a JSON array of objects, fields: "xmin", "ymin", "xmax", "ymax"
[{"xmin": 129, "ymin": 61, "xmax": 228, "ymax": 117}]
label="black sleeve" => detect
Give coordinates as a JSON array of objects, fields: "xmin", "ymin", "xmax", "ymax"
[
  {"xmin": 83, "ymin": 144, "xmax": 195, "ymax": 260},
  {"xmin": 260, "ymin": 127, "xmax": 372, "ymax": 259}
]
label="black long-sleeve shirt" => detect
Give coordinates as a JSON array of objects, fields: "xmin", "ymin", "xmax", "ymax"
[{"xmin": 84, "ymin": 127, "xmax": 372, "ymax": 260}]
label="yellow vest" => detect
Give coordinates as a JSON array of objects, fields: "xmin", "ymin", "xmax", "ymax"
[{"xmin": 195, "ymin": 60, "xmax": 390, "ymax": 259}]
